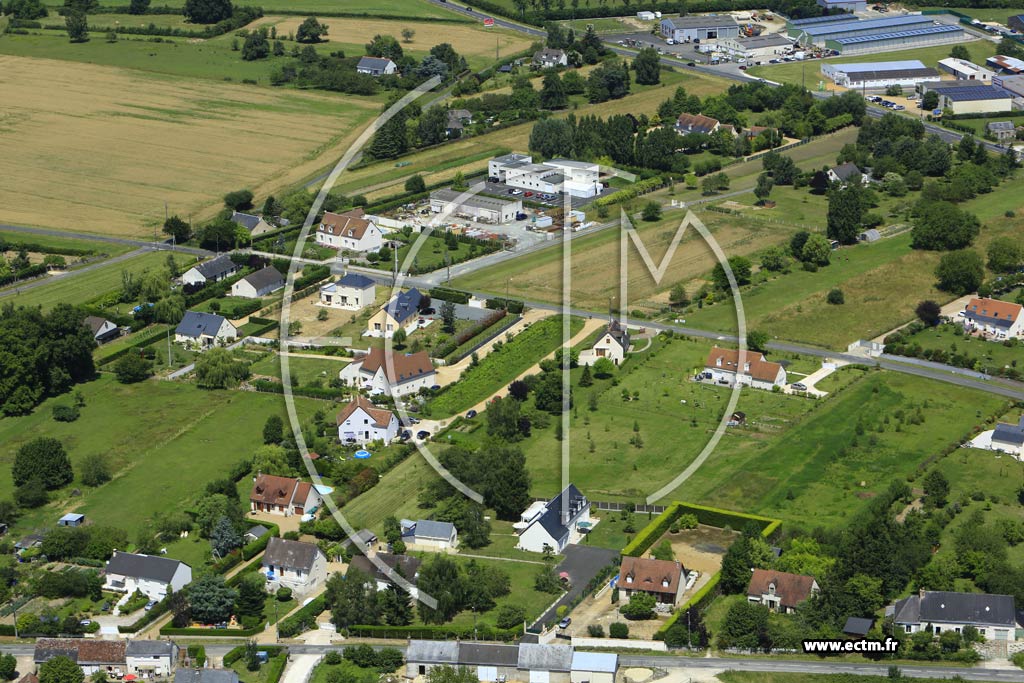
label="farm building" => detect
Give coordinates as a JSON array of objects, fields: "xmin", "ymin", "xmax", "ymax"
[
  {"xmin": 787, "ymin": 13, "xmax": 855, "ymax": 28},
  {"xmin": 938, "ymin": 57, "xmax": 994, "ymax": 81},
  {"xmin": 825, "ymin": 24, "xmax": 964, "ymax": 55},
  {"xmin": 660, "ymin": 14, "xmax": 740, "ymax": 42},
  {"xmin": 922, "ymin": 82, "xmax": 1014, "ymax": 114},
  {"xmin": 789, "ymin": 15, "xmax": 935, "ymax": 44},
  {"xmin": 717, "ymin": 32, "xmax": 794, "ymax": 60},
  {"xmin": 821, "ymin": 59, "xmax": 940, "ymax": 88},
  {"xmin": 989, "ymin": 55, "xmax": 1024, "ymax": 74},
  {"xmin": 816, "ymin": 0, "xmax": 866, "ymax": 13},
  {"xmin": 993, "ymin": 74, "xmax": 1024, "ymax": 98},
  {"xmin": 429, "ymin": 189, "xmax": 522, "ymax": 224}
]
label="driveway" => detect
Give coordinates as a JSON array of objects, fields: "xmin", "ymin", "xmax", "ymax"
[
  {"xmin": 530, "ymin": 544, "xmax": 619, "ymax": 631},
  {"xmin": 279, "ymin": 654, "xmax": 321, "ymax": 683}
]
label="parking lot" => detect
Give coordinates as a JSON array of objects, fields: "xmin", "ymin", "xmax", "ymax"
[{"xmin": 480, "ymin": 180, "xmax": 614, "ymax": 211}]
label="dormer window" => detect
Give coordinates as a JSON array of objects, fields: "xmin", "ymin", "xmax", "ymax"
[
  {"xmin": 625, "ymin": 574, "xmax": 633, "ymax": 584},
  {"xmin": 768, "ymin": 583, "xmax": 776, "ymax": 595}
]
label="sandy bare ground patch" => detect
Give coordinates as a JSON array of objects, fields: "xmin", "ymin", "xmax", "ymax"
[{"xmin": 0, "ymin": 55, "xmax": 379, "ymax": 238}]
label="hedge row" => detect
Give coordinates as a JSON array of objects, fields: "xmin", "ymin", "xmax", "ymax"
[
  {"xmin": 429, "ymin": 286, "xmax": 471, "ymax": 304},
  {"xmin": 485, "ymin": 297, "xmax": 525, "ymax": 314},
  {"xmin": 118, "ymin": 594, "xmax": 171, "ymax": 633},
  {"xmin": 265, "ymin": 653, "xmax": 288, "ymax": 683},
  {"xmin": 242, "ymin": 316, "xmax": 280, "ymax": 337},
  {"xmin": 346, "ymin": 624, "xmax": 520, "ymax": 641},
  {"xmin": 594, "ymin": 175, "xmax": 668, "ymax": 208},
  {"xmin": 242, "ymin": 522, "xmax": 279, "ymax": 560},
  {"xmin": 277, "ymin": 595, "xmax": 325, "ymax": 638},
  {"xmin": 0, "ymin": 238, "xmax": 99, "ymax": 257},
  {"xmin": 251, "ymin": 379, "xmax": 347, "ymax": 401},
  {"xmin": 622, "ymin": 502, "xmax": 781, "ymax": 557},
  {"xmin": 0, "ymin": 263, "xmax": 48, "ymax": 288},
  {"xmin": 654, "ymin": 572, "xmax": 721, "ymax": 639},
  {"xmin": 159, "ymin": 624, "xmax": 265, "ymax": 637},
  {"xmin": 95, "ymin": 325, "xmax": 171, "ymax": 366},
  {"xmin": 443, "ymin": 311, "xmax": 520, "ymax": 364}
]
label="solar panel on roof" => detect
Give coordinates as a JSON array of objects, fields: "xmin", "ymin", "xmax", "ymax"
[
  {"xmin": 833, "ymin": 24, "xmax": 961, "ymax": 44},
  {"xmin": 928, "ymin": 84, "xmax": 1013, "ymax": 101},
  {"xmin": 789, "ymin": 14, "xmax": 854, "ymax": 26}
]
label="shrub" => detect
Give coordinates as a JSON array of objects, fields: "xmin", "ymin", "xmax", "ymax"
[
  {"xmin": 826, "ymin": 288, "xmax": 845, "ymax": 305},
  {"xmin": 276, "ymin": 587, "xmax": 292, "ymax": 602},
  {"xmin": 324, "ymin": 651, "xmax": 342, "ymax": 665},
  {"xmin": 609, "ymin": 622, "xmax": 629, "ymax": 639},
  {"xmin": 587, "ymin": 624, "xmax": 604, "ymax": 637},
  {"xmin": 51, "ymin": 404, "xmax": 80, "ymax": 422}
]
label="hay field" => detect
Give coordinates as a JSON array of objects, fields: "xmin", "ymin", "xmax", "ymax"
[
  {"xmin": 0, "ymin": 55, "xmax": 380, "ymax": 238},
  {"xmin": 264, "ymin": 15, "xmax": 533, "ymax": 71}
]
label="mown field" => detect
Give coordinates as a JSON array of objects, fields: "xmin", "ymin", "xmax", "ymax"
[
  {"xmin": 0, "ymin": 54, "xmax": 380, "ymax": 238},
  {"xmin": 0, "ymin": 375, "xmax": 322, "ymax": 555},
  {"xmin": 0, "ymin": 229, "xmax": 135, "ymax": 257},
  {"xmin": 915, "ymin": 5, "xmax": 1021, "ymax": 23},
  {"xmin": 101, "ymin": 0, "xmax": 463, "ymax": 17}
]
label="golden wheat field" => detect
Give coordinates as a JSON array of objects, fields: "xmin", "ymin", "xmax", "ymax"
[{"xmin": 0, "ymin": 55, "xmax": 380, "ymax": 238}]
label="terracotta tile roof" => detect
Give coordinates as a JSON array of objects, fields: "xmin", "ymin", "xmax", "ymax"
[
  {"xmin": 747, "ymin": 568, "xmax": 818, "ymax": 609},
  {"xmin": 619, "ymin": 556, "xmax": 685, "ymax": 596},
  {"xmin": 675, "ymin": 113, "xmax": 719, "ymax": 134},
  {"xmin": 361, "ymin": 348, "xmax": 434, "ymax": 384},
  {"xmin": 318, "ymin": 210, "xmax": 375, "ymax": 239},
  {"xmin": 705, "ymin": 347, "xmax": 783, "ymax": 383},
  {"xmin": 337, "ymin": 395, "xmax": 395, "ymax": 428},
  {"xmin": 35, "ymin": 639, "xmax": 126, "ymax": 665},
  {"xmin": 965, "ymin": 297, "xmax": 1021, "ymax": 325},
  {"xmin": 250, "ymin": 474, "xmax": 300, "ymax": 506}
]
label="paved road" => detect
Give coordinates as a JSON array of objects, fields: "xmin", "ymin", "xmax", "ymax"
[
  {"xmin": 530, "ymin": 545, "xmax": 620, "ymax": 630},
  {"xmin": 0, "ymin": 247, "xmax": 148, "ymax": 301},
  {"xmin": 0, "ymin": 223, "xmax": 213, "ymax": 257}
]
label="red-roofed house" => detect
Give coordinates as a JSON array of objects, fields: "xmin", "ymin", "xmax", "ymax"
[
  {"xmin": 337, "ymin": 395, "xmax": 399, "ymax": 445},
  {"xmin": 339, "ymin": 348, "xmax": 436, "ymax": 397},
  {"xmin": 315, "ymin": 209, "xmax": 384, "ymax": 252},
  {"xmin": 961, "ymin": 297, "xmax": 1023, "ymax": 340},
  {"xmin": 249, "ymin": 474, "xmax": 323, "ymax": 517},
  {"xmin": 703, "ymin": 347, "xmax": 786, "ymax": 390},
  {"xmin": 747, "ymin": 569, "xmax": 819, "ymax": 613},
  {"xmin": 618, "ymin": 556, "xmax": 687, "ymax": 606}
]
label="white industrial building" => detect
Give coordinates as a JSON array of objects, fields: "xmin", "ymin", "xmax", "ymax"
[
  {"xmin": 787, "ymin": 14, "xmax": 856, "ymax": 29},
  {"xmin": 717, "ymin": 32, "xmax": 793, "ymax": 60},
  {"xmin": 790, "ymin": 15, "xmax": 935, "ymax": 45},
  {"xmin": 922, "ymin": 82, "xmax": 1015, "ymax": 114},
  {"xmin": 816, "ymin": 0, "xmax": 866, "ymax": 11},
  {"xmin": 488, "ymin": 153, "xmax": 602, "ymax": 198},
  {"xmin": 821, "ymin": 59, "xmax": 941, "ymax": 89},
  {"xmin": 429, "ymin": 189, "xmax": 522, "ymax": 224},
  {"xmin": 938, "ymin": 57, "xmax": 994, "ymax": 81},
  {"xmin": 659, "ymin": 14, "xmax": 740, "ymax": 42},
  {"xmin": 826, "ymin": 24, "xmax": 964, "ymax": 55}
]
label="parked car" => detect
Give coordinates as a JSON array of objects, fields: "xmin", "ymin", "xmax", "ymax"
[
  {"xmin": 558, "ymin": 617, "xmax": 572, "ymax": 629},
  {"xmin": 144, "ymin": 601, "xmax": 157, "ymax": 611},
  {"xmin": 524, "ymin": 191, "xmax": 534, "ymax": 197},
  {"xmin": 416, "ymin": 430, "xmax": 431, "ymax": 440},
  {"xmin": 687, "ymin": 62, "xmax": 696, "ymax": 67},
  {"xmin": 893, "ymin": 104, "xmax": 905, "ymax": 111},
  {"xmin": 739, "ymin": 65, "xmax": 747, "ymax": 70},
  {"xmin": 466, "ymin": 410, "xmax": 478, "ymax": 419},
  {"xmin": 791, "ymin": 382, "xmax": 808, "ymax": 391},
  {"xmin": 511, "ymin": 189, "xmax": 523, "ymax": 195}
]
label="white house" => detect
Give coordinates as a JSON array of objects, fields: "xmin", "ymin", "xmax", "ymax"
[
  {"xmin": 991, "ymin": 415, "xmax": 1024, "ymax": 455},
  {"xmin": 702, "ymin": 347, "xmax": 787, "ymax": 390},
  {"xmin": 533, "ymin": 48, "xmax": 568, "ymax": 68},
  {"xmin": 338, "ymin": 348, "xmax": 436, "ymax": 397},
  {"xmin": 249, "ymin": 474, "xmax": 324, "ymax": 516},
  {"xmin": 356, "ymin": 56, "xmax": 398, "ymax": 76},
  {"xmin": 35, "ymin": 640, "xmax": 126, "ymax": 677},
  {"xmin": 618, "ymin": 556, "xmax": 686, "ymax": 607},
  {"xmin": 230, "ymin": 266, "xmax": 284, "ymax": 299},
  {"xmin": 515, "ymin": 484, "xmax": 590, "ymax": 553},
  {"xmin": 888, "ymin": 590, "xmax": 1019, "ymax": 641},
  {"xmin": 827, "ymin": 162, "xmax": 867, "ymax": 186},
  {"xmin": 126, "ymin": 640, "xmax": 177, "ymax": 677},
  {"xmin": 336, "ymin": 395, "xmax": 400, "ymax": 445},
  {"xmin": 103, "ymin": 551, "xmax": 192, "ymax": 601},
  {"xmin": 320, "ymin": 273, "xmax": 376, "ymax": 310},
  {"xmin": 174, "ymin": 311, "xmax": 238, "ymax": 348},
  {"xmin": 83, "ymin": 316, "xmax": 120, "ymax": 344},
  {"xmin": 261, "ymin": 537, "xmax": 327, "ymax": 597},
  {"xmin": 488, "ymin": 152, "xmax": 602, "ymax": 198},
  {"xmin": 579, "ymin": 320, "xmax": 630, "ymax": 366},
  {"xmin": 406, "ymin": 641, "xmax": 582, "ymax": 683},
  {"xmin": 401, "ymin": 519, "xmax": 458, "ymax": 550},
  {"xmin": 746, "ymin": 568, "xmax": 819, "ymax": 614},
  {"xmin": 961, "ymin": 297, "xmax": 1024, "ymax": 340},
  {"xmin": 315, "ymin": 208, "xmax": 384, "ymax": 252},
  {"xmin": 181, "ymin": 254, "xmax": 239, "ymax": 287},
  {"xmin": 230, "ymin": 211, "xmax": 276, "ymax": 237}
]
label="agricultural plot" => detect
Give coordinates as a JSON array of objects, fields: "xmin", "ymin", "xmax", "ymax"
[
  {"xmin": 109, "ymin": 0, "xmax": 464, "ymax": 17},
  {"xmin": 0, "ymin": 55, "xmax": 379, "ymax": 237}
]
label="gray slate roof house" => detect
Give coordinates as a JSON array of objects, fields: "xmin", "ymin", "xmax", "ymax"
[
  {"xmin": 357, "ymin": 56, "xmax": 397, "ymax": 76},
  {"xmin": 533, "ymin": 48, "xmax": 566, "ymax": 67},
  {"xmin": 34, "ymin": 639, "xmax": 127, "ymax": 667},
  {"xmin": 84, "ymin": 316, "xmax": 120, "ymax": 343},
  {"xmin": 106, "ymin": 552, "xmax": 185, "ymax": 583},
  {"xmin": 401, "ymin": 519, "xmax": 457, "ymax": 546},
  {"xmin": 191, "ymin": 254, "xmax": 238, "ymax": 282},
  {"xmin": 385, "ymin": 287, "xmax": 423, "ymax": 326},
  {"xmin": 829, "ymin": 162, "xmax": 863, "ymax": 183},
  {"xmin": 230, "ymin": 211, "xmax": 275, "ymax": 236},
  {"xmin": 337, "ymin": 273, "xmax": 376, "ymax": 289},
  {"xmin": 126, "ymin": 640, "xmax": 176, "ymax": 657},
  {"xmin": 262, "ymin": 537, "xmax": 320, "ymax": 573},
  {"xmin": 174, "ymin": 311, "xmax": 231, "ymax": 341},
  {"xmin": 889, "ymin": 590, "xmax": 1017, "ymax": 633},
  {"xmin": 244, "ymin": 525, "xmax": 270, "ymax": 542},
  {"xmin": 341, "ymin": 528, "xmax": 378, "ymax": 550},
  {"xmin": 842, "ymin": 616, "xmax": 874, "ymax": 637},
  {"xmin": 175, "ymin": 671, "xmax": 240, "ymax": 683},
  {"xmin": 993, "ymin": 416, "xmax": 1024, "ymax": 446},
  {"xmin": 234, "ymin": 266, "xmax": 285, "ymax": 297},
  {"xmin": 458, "ymin": 643, "xmax": 519, "ymax": 668}
]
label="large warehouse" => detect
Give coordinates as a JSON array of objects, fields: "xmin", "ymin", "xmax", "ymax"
[
  {"xmin": 429, "ymin": 189, "xmax": 522, "ymax": 224},
  {"xmin": 718, "ymin": 32, "xmax": 793, "ymax": 60},
  {"xmin": 821, "ymin": 59, "xmax": 941, "ymax": 89},
  {"xmin": 826, "ymin": 24, "xmax": 964, "ymax": 55},
  {"xmin": 922, "ymin": 82, "xmax": 1015, "ymax": 114},
  {"xmin": 659, "ymin": 14, "xmax": 740, "ymax": 42},
  {"xmin": 938, "ymin": 57, "xmax": 994, "ymax": 81},
  {"xmin": 790, "ymin": 15, "xmax": 934, "ymax": 43},
  {"xmin": 787, "ymin": 13, "xmax": 856, "ymax": 29},
  {"xmin": 816, "ymin": 0, "xmax": 867, "ymax": 13}
]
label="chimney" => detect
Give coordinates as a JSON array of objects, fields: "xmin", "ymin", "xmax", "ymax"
[{"xmin": 919, "ymin": 588, "xmax": 926, "ymax": 600}]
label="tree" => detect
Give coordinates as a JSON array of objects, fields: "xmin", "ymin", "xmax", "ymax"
[
  {"xmin": 210, "ymin": 515, "xmax": 242, "ymax": 557},
  {"xmin": 416, "ymin": 555, "xmax": 465, "ymax": 624},
  {"xmin": 826, "ymin": 288, "xmax": 845, "ymax": 305},
  {"xmin": 378, "ymin": 584, "xmax": 414, "ymax": 626},
  {"xmin": 882, "ymin": 172, "xmax": 907, "ymax": 197},
  {"xmin": 562, "ymin": 70, "xmax": 585, "ymax": 95},
  {"xmin": 365, "ymin": 33, "xmax": 403, "ymax": 61},
  {"xmin": 592, "ymin": 357, "xmax": 615, "ymax": 379},
  {"xmin": 669, "ymin": 282, "xmax": 689, "ymax": 307},
  {"xmin": 915, "ymin": 300, "xmax": 942, "ymax": 327},
  {"xmin": 425, "ymin": 667, "xmax": 477, "ymax": 683},
  {"xmin": 79, "ymin": 454, "xmax": 111, "ymax": 487},
  {"xmin": 195, "ymin": 348, "xmax": 250, "ymax": 389},
  {"xmin": 327, "ymin": 570, "xmax": 380, "ymax": 628},
  {"xmin": 717, "ymin": 600, "xmax": 770, "ymax": 651},
  {"xmin": 923, "ymin": 469, "xmax": 950, "ymax": 508},
  {"xmin": 578, "ymin": 364, "xmax": 593, "ymax": 387},
  {"xmin": 163, "ymin": 215, "xmax": 191, "ymax": 243},
  {"xmin": 114, "ymin": 353, "xmax": 153, "ymax": 384},
  {"xmin": 392, "ymin": 328, "xmax": 407, "ymax": 350},
  {"xmin": 935, "ymin": 249, "xmax": 984, "ymax": 295},
  {"xmin": 987, "ymin": 236, "xmax": 1023, "ymax": 274},
  {"xmin": 0, "ymin": 654, "xmax": 17, "ymax": 681},
  {"xmin": 296, "ymin": 16, "xmax": 327, "ymax": 43},
  {"xmin": 235, "ymin": 573, "xmax": 266, "ymax": 617},
  {"xmin": 528, "ymin": 118, "xmax": 574, "ymax": 158},
  {"xmin": 711, "ymin": 256, "xmax": 752, "ymax": 289},
  {"xmin": 720, "ymin": 535, "xmax": 754, "ymax": 594},
  {"xmin": 496, "ymin": 604, "xmax": 525, "ymax": 629},
  {"xmin": 401, "ymin": 28, "xmax": 415, "ymax": 43},
  {"xmin": 188, "ymin": 574, "xmax": 237, "ymax": 624},
  {"xmin": 242, "ymin": 31, "xmax": 269, "ymax": 60},
  {"xmin": 440, "ymin": 301, "xmax": 456, "ymax": 334},
  {"xmin": 182, "ymin": 0, "xmax": 232, "ymax": 23},
  {"xmin": 608, "ymin": 622, "xmax": 629, "ymax": 638},
  {"xmin": 950, "ymin": 44, "xmax": 970, "ymax": 61},
  {"xmin": 15, "ymin": 479, "xmax": 48, "ymax": 509},
  {"xmin": 262, "ymin": 414, "xmax": 284, "ymax": 445},
  {"xmin": 5, "ymin": 0, "xmax": 48, "ymax": 19},
  {"xmin": 801, "ymin": 233, "xmax": 832, "ymax": 266},
  {"xmin": 921, "ymin": 90, "xmax": 940, "ymax": 111},
  {"xmin": 127, "ymin": 0, "xmax": 150, "ymax": 12},
  {"xmin": 65, "ymin": 10, "xmax": 88, "ymax": 43},
  {"xmin": 13, "ymin": 437, "xmax": 73, "ymax": 489},
  {"xmin": 620, "ymin": 591, "xmax": 657, "ymax": 620},
  {"xmin": 405, "ymin": 175, "xmax": 426, "ymax": 193},
  {"xmin": 539, "ymin": 72, "xmax": 568, "ymax": 110},
  {"xmin": 223, "ymin": 189, "xmax": 254, "ymax": 211},
  {"xmin": 911, "ymin": 201, "xmax": 980, "ymax": 251},
  {"xmin": 754, "ymin": 172, "xmax": 774, "ymax": 205},
  {"xmin": 641, "ymin": 201, "xmax": 662, "ymax": 222},
  {"xmin": 633, "ymin": 47, "xmax": 661, "ymax": 85},
  {"xmin": 252, "ymin": 444, "xmax": 292, "ymax": 477},
  {"xmin": 827, "ymin": 185, "xmax": 864, "ymax": 244},
  {"xmin": 760, "ymin": 246, "xmax": 788, "ymax": 273},
  {"xmin": 39, "ymin": 656, "xmax": 83, "ymax": 683},
  {"xmin": 701, "ymin": 172, "xmax": 729, "ymax": 195}
]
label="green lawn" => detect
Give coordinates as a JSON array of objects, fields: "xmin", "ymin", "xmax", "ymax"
[
  {"xmin": 340, "ymin": 456, "xmax": 437, "ymax": 532},
  {"xmin": 887, "ymin": 323, "xmax": 1024, "ymax": 375},
  {"xmin": 250, "ymin": 353, "xmax": 351, "ymax": 383},
  {"xmin": 3, "ymin": 250, "xmax": 170, "ymax": 312},
  {"xmin": 0, "ymin": 230, "xmax": 133, "ymax": 257},
  {"xmin": 0, "ymin": 375, "xmax": 322, "ymax": 553},
  {"xmin": 98, "ymin": 0, "xmax": 466, "ymax": 17},
  {"xmin": 915, "ymin": 6, "xmax": 1021, "ymax": 23}
]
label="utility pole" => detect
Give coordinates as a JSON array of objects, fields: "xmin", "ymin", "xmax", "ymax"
[{"xmin": 167, "ymin": 327, "xmax": 172, "ymax": 369}]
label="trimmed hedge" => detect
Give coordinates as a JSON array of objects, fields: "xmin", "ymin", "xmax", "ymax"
[
  {"xmin": 159, "ymin": 624, "xmax": 265, "ymax": 637},
  {"xmin": 223, "ymin": 646, "xmax": 286, "ymax": 667},
  {"xmin": 117, "ymin": 594, "xmax": 170, "ymax": 633},
  {"xmin": 346, "ymin": 624, "xmax": 519, "ymax": 641},
  {"xmin": 431, "ymin": 309, "xmax": 506, "ymax": 360},
  {"xmin": 265, "ymin": 653, "xmax": 288, "ymax": 683},
  {"xmin": 654, "ymin": 572, "xmax": 721, "ymax": 639},
  {"xmin": 429, "ymin": 286, "xmax": 471, "ymax": 304},
  {"xmin": 0, "ymin": 238, "xmax": 98, "ymax": 256},
  {"xmin": 442, "ymin": 312, "xmax": 520, "ymax": 364},
  {"xmin": 485, "ymin": 297, "xmax": 525, "ymax": 314},
  {"xmin": 95, "ymin": 325, "xmax": 170, "ymax": 366},
  {"xmin": 242, "ymin": 522, "xmax": 279, "ymax": 560},
  {"xmin": 241, "ymin": 316, "xmax": 280, "ymax": 337},
  {"xmin": 277, "ymin": 596, "xmax": 326, "ymax": 638},
  {"xmin": 622, "ymin": 502, "xmax": 780, "ymax": 557}
]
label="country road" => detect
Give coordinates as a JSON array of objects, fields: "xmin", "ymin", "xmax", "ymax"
[
  {"xmin": 0, "ymin": 223, "xmax": 214, "ymax": 257},
  {"xmin": 0, "ymin": 247, "xmax": 148, "ymax": 301}
]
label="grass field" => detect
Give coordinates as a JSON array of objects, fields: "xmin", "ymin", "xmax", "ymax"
[
  {"xmin": 0, "ymin": 375, "xmax": 322, "ymax": 556},
  {"xmin": 888, "ymin": 322, "xmax": 1024, "ymax": 374},
  {"xmin": 915, "ymin": 5, "xmax": 1021, "ymax": 23},
  {"xmin": 340, "ymin": 455, "xmax": 438, "ymax": 531},
  {"xmin": 0, "ymin": 230, "xmax": 134, "ymax": 257},
  {"xmin": 0, "ymin": 54, "xmax": 380, "ymax": 238},
  {"xmin": 108, "ymin": 0, "xmax": 464, "ymax": 17},
  {"xmin": 250, "ymin": 353, "xmax": 351, "ymax": 382},
  {"xmin": 3, "ymin": 250, "xmax": 170, "ymax": 311}
]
